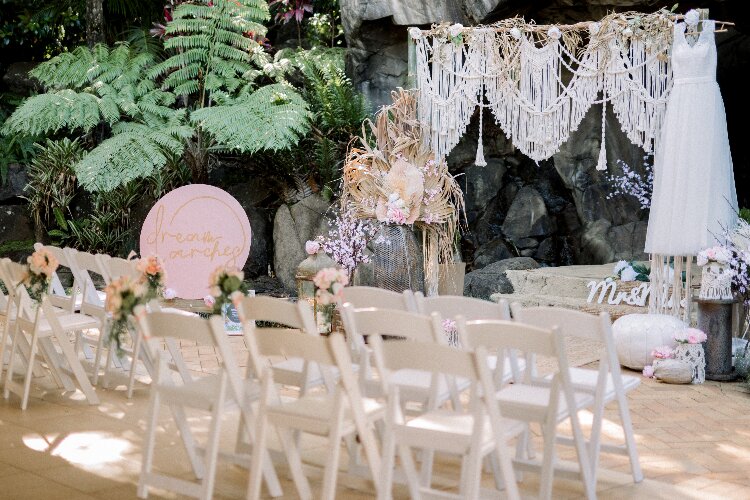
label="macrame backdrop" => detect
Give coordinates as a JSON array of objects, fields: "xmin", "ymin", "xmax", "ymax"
[{"xmin": 411, "ymin": 10, "xmax": 697, "ymax": 312}]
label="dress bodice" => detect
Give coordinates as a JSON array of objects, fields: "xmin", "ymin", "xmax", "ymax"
[{"xmin": 671, "ymin": 20, "xmax": 716, "ymax": 82}]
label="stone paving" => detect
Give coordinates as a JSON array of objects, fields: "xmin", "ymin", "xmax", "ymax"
[{"xmin": 2, "ymin": 337, "xmax": 750, "ymax": 499}]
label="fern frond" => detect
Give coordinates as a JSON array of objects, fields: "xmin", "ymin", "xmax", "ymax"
[
  {"xmin": 191, "ymin": 83, "xmax": 310, "ymax": 153},
  {"xmin": 2, "ymin": 90, "xmax": 115, "ymax": 136},
  {"xmin": 74, "ymin": 124, "xmax": 190, "ymax": 192}
]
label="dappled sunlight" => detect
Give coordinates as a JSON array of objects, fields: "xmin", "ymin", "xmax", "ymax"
[
  {"xmin": 23, "ymin": 431, "xmax": 133, "ymax": 466},
  {"xmin": 716, "ymin": 442, "xmax": 750, "ymax": 462}
]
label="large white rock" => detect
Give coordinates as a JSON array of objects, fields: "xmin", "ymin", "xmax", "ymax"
[
  {"xmin": 653, "ymin": 359, "xmax": 694, "ymax": 384},
  {"xmin": 612, "ymin": 313, "xmax": 686, "ymax": 370}
]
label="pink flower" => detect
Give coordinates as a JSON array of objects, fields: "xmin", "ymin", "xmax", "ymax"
[
  {"xmin": 305, "ymin": 240, "xmax": 320, "ymax": 255},
  {"xmin": 651, "ymin": 346, "xmax": 674, "ymax": 359},
  {"xmin": 203, "ymin": 295, "xmax": 216, "ymax": 307},
  {"xmin": 642, "ymin": 365, "xmax": 654, "ymax": 378}
]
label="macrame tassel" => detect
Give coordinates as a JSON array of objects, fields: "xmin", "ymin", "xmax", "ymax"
[
  {"xmin": 596, "ymin": 101, "xmax": 607, "ymax": 171},
  {"xmin": 475, "ymin": 106, "xmax": 487, "ymax": 167}
]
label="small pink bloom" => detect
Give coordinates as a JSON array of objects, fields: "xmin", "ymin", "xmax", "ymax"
[
  {"xmin": 203, "ymin": 295, "xmax": 216, "ymax": 307},
  {"xmin": 688, "ymin": 334, "xmax": 698, "ymax": 344},
  {"xmin": 305, "ymin": 240, "xmax": 320, "ymax": 255},
  {"xmin": 642, "ymin": 365, "xmax": 654, "ymax": 378}
]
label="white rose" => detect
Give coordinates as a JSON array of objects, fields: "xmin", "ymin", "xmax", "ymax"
[
  {"xmin": 684, "ymin": 9, "xmax": 700, "ymax": 27},
  {"xmin": 620, "ymin": 266, "xmax": 638, "ymax": 282},
  {"xmin": 163, "ymin": 288, "xmax": 177, "ymax": 300},
  {"xmin": 613, "ymin": 260, "xmax": 629, "ymax": 275},
  {"xmin": 448, "ymin": 24, "xmax": 464, "ymax": 38},
  {"xmin": 408, "ymin": 27, "xmax": 422, "ymax": 40},
  {"xmin": 547, "ymin": 26, "xmax": 561, "ymax": 40}
]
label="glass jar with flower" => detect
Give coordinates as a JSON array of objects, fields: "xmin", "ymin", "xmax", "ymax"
[
  {"xmin": 673, "ymin": 328, "xmax": 707, "ymax": 383},
  {"xmin": 104, "ymin": 276, "xmax": 147, "ymax": 351},
  {"xmin": 136, "ymin": 255, "xmax": 167, "ymax": 300},
  {"xmin": 208, "ymin": 266, "xmax": 248, "ymax": 331},
  {"xmin": 311, "ymin": 267, "xmax": 349, "ymax": 334}
]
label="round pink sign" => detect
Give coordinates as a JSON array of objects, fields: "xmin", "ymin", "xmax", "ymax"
[{"xmin": 140, "ymin": 184, "xmax": 251, "ymax": 299}]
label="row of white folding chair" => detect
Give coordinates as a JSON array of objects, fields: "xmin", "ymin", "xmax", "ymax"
[
  {"xmin": 241, "ymin": 296, "xmax": 383, "ymax": 500},
  {"xmin": 510, "ymin": 304, "xmax": 643, "ymax": 484},
  {"xmin": 0, "ymin": 258, "xmax": 101, "ymax": 409},
  {"xmin": 135, "ymin": 305, "xmax": 282, "ymax": 500}
]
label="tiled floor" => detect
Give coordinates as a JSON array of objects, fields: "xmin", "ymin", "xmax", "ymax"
[{"xmin": 2, "ymin": 338, "xmax": 750, "ymax": 499}]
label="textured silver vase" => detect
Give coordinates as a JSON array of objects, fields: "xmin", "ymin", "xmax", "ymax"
[{"xmin": 371, "ymin": 224, "xmax": 424, "ymax": 293}]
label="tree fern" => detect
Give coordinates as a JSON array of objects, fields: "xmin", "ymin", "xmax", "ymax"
[
  {"xmin": 191, "ymin": 83, "xmax": 310, "ymax": 153},
  {"xmin": 149, "ymin": 0, "xmax": 270, "ymax": 104}
]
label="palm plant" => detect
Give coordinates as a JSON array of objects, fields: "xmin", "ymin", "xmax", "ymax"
[{"xmin": 3, "ymin": 0, "xmax": 311, "ymax": 192}]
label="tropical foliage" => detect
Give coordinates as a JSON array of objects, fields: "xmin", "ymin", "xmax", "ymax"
[{"xmin": 3, "ymin": 0, "xmax": 312, "ymax": 192}]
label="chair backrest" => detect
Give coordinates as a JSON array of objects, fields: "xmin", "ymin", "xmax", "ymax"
[
  {"xmin": 370, "ymin": 334, "xmax": 479, "ymax": 381},
  {"xmin": 415, "ymin": 293, "xmax": 510, "ymax": 321},
  {"xmin": 69, "ymin": 249, "xmax": 107, "ymax": 305},
  {"xmin": 238, "ymin": 295, "xmax": 318, "ymax": 336},
  {"xmin": 459, "ymin": 319, "xmax": 559, "ymax": 358},
  {"xmin": 341, "ymin": 286, "xmax": 416, "ymax": 311},
  {"xmin": 341, "ymin": 305, "xmax": 443, "ymax": 344},
  {"xmin": 0, "ymin": 258, "xmax": 33, "ymax": 319},
  {"xmin": 511, "ymin": 303, "xmax": 620, "ymax": 383},
  {"xmin": 138, "ymin": 309, "xmax": 215, "ymax": 346},
  {"xmin": 105, "ymin": 257, "xmax": 140, "ymax": 281}
]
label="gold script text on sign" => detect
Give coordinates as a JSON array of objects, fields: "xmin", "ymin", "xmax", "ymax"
[{"xmin": 145, "ymin": 202, "xmax": 245, "ymax": 268}]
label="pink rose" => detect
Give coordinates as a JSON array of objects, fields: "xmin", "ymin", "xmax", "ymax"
[
  {"xmin": 688, "ymin": 334, "xmax": 698, "ymax": 344},
  {"xmin": 203, "ymin": 295, "xmax": 216, "ymax": 307},
  {"xmin": 305, "ymin": 240, "xmax": 320, "ymax": 255},
  {"xmin": 642, "ymin": 365, "xmax": 654, "ymax": 378}
]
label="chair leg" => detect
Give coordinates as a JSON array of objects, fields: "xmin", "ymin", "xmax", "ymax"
[
  {"xmin": 462, "ymin": 447, "xmax": 484, "ymax": 500},
  {"xmin": 3, "ymin": 325, "xmax": 19, "ymax": 399},
  {"xmin": 247, "ymin": 412, "xmax": 269, "ymax": 500},
  {"xmin": 378, "ymin": 422, "xmax": 397, "ymax": 500},
  {"xmin": 494, "ymin": 440, "xmax": 520, "ymax": 500},
  {"xmin": 419, "ymin": 448, "xmax": 435, "ymax": 488},
  {"xmin": 91, "ymin": 331, "xmax": 105, "ymax": 386},
  {"xmin": 616, "ymin": 391, "xmax": 643, "ymax": 483},
  {"xmin": 171, "ymin": 405, "xmax": 206, "ymax": 479},
  {"xmin": 321, "ymin": 424, "xmax": 344, "ymax": 500},
  {"xmin": 539, "ymin": 417, "xmax": 557, "ymax": 500},
  {"xmin": 199, "ymin": 400, "xmax": 225, "ymax": 500},
  {"xmin": 277, "ymin": 427, "xmax": 312, "ymax": 500},
  {"xmin": 398, "ymin": 444, "xmax": 422, "ymax": 500},
  {"xmin": 20, "ymin": 334, "xmax": 38, "ymax": 410},
  {"xmin": 138, "ymin": 389, "xmax": 161, "ymax": 499},
  {"xmin": 127, "ymin": 332, "xmax": 144, "ymax": 398},
  {"xmin": 568, "ymin": 412, "xmax": 596, "ymax": 500},
  {"xmin": 56, "ymin": 330, "xmax": 99, "ymax": 405}
]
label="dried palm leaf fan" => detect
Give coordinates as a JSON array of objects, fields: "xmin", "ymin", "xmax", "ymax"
[{"xmin": 343, "ymin": 88, "xmax": 465, "ymax": 293}]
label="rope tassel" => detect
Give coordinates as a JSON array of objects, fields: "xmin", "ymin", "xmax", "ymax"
[
  {"xmin": 475, "ymin": 106, "xmax": 487, "ymax": 166},
  {"xmin": 596, "ymin": 102, "xmax": 607, "ymax": 171}
]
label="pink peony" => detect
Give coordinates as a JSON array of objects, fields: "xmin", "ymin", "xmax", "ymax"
[
  {"xmin": 642, "ymin": 365, "xmax": 654, "ymax": 378},
  {"xmin": 305, "ymin": 240, "xmax": 320, "ymax": 255}
]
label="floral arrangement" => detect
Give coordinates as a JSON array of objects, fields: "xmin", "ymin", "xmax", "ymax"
[
  {"xmin": 105, "ymin": 276, "xmax": 146, "ymax": 349},
  {"xmin": 22, "ymin": 248, "xmax": 60, "ymax": 303},
  {"xmin": 642, "ymin": 345, "xmax": 675, "ymax": 378},
  {"xmin": 606, "ymin": 156, "xmax": 653, "ymax": 210},
  {"xmin": 697, "ymin": 246, "xmax": 733, "ymax": 266},
  {"xmin": 136, "ymin": 255, "xmax": 167, "ymax": 299},
  {"xmin": 312, "ymin": 267, "xmax": 349, "ymax": 305},
  {"xmin": 674, "ymin": 328, "xmax": 707, "ymax": 344},
  {"xmin": 611, "ymin": 260, "xmax": 650, "ymax": 282},
  {"xmin": 208, "ymin": 266, "xmax": 248, "ymax": 315},
  {"xmin": 342, "ymin": 89, "xmax": 465, "ymax": 268},
  {"xmin": 317, "ymin": 206, "xmax": 377, "ymax": 281}
]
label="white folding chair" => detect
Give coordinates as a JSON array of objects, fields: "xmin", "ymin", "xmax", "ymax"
[
  {"xmin": 369, "ymin": 334, "xmax": 521, "ymax": 500},
  {"xmin": 135, "ymin": 309, "xmax": 281, "ymax": 500},
  {"xmin": 3, "ymin": 288, "xmax": 101, "ymax": 409},
  {"xmin": 459, "ymin": 319, "xmax": 597, "ymax": 500},
  {"xmin": 415, "ymin": 293, "xmax": 525, "ymax": 383},
  {"xmin": 243, "ymin": 304, "xmax": 383, "ymax": 500},
  {"xmin": 511, "ymin": 304, "xmax": 643, "ymax": 483},
  {"xmin": 0, "ymin": 259, "xmax": 38, "ymax": 383},
  {"xmin": 341, "ymin": 286, "xmax": 417, "ymax": 312},
  {"xmin": 68, "ymin": 248, "xmax": 126, "ymax": 387}
]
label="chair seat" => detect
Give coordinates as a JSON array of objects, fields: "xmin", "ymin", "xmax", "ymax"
[
  {"xmin": 496, "ymin": 384, "xmax": 595, "ymax": 422},
  {"xmin": 267, "ymin": 393, "xmax": 384, "ymax": 435},
  {"xmin": 363, "ymin": 368, "xmax": 470, "ymax": 404},
  {"xmin": 400, "ymin": 409, "xmax": 524, "ymax": 455},
  {"xmin": 158, "ymin": 374, "xmax": 260, "ymax": 411},
  {"xmin": 37, "ymin": 313, "xmax": 101, "ymax": 333},
  {"xmin": 543, "ymin": 367, "xmax": 640, "ymax": 403},
  {"xmin": 271, "ymin": 358, "xmax": 359, "ymax": 387}
]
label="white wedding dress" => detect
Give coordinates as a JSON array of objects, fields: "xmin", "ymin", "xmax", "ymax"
[{"xmin": 645, "ymin": 20, "xmax": 737, "ymax": 256}]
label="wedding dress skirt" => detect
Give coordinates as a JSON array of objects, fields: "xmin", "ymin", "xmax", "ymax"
[{"xmin": 644, "ymin": 20, "xmax": 737, "ymax": 256}]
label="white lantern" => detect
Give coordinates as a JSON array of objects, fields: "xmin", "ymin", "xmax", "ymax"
[{"xmin": 611, "ymin": 313, "xmax": 687, "ymax": 370}]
